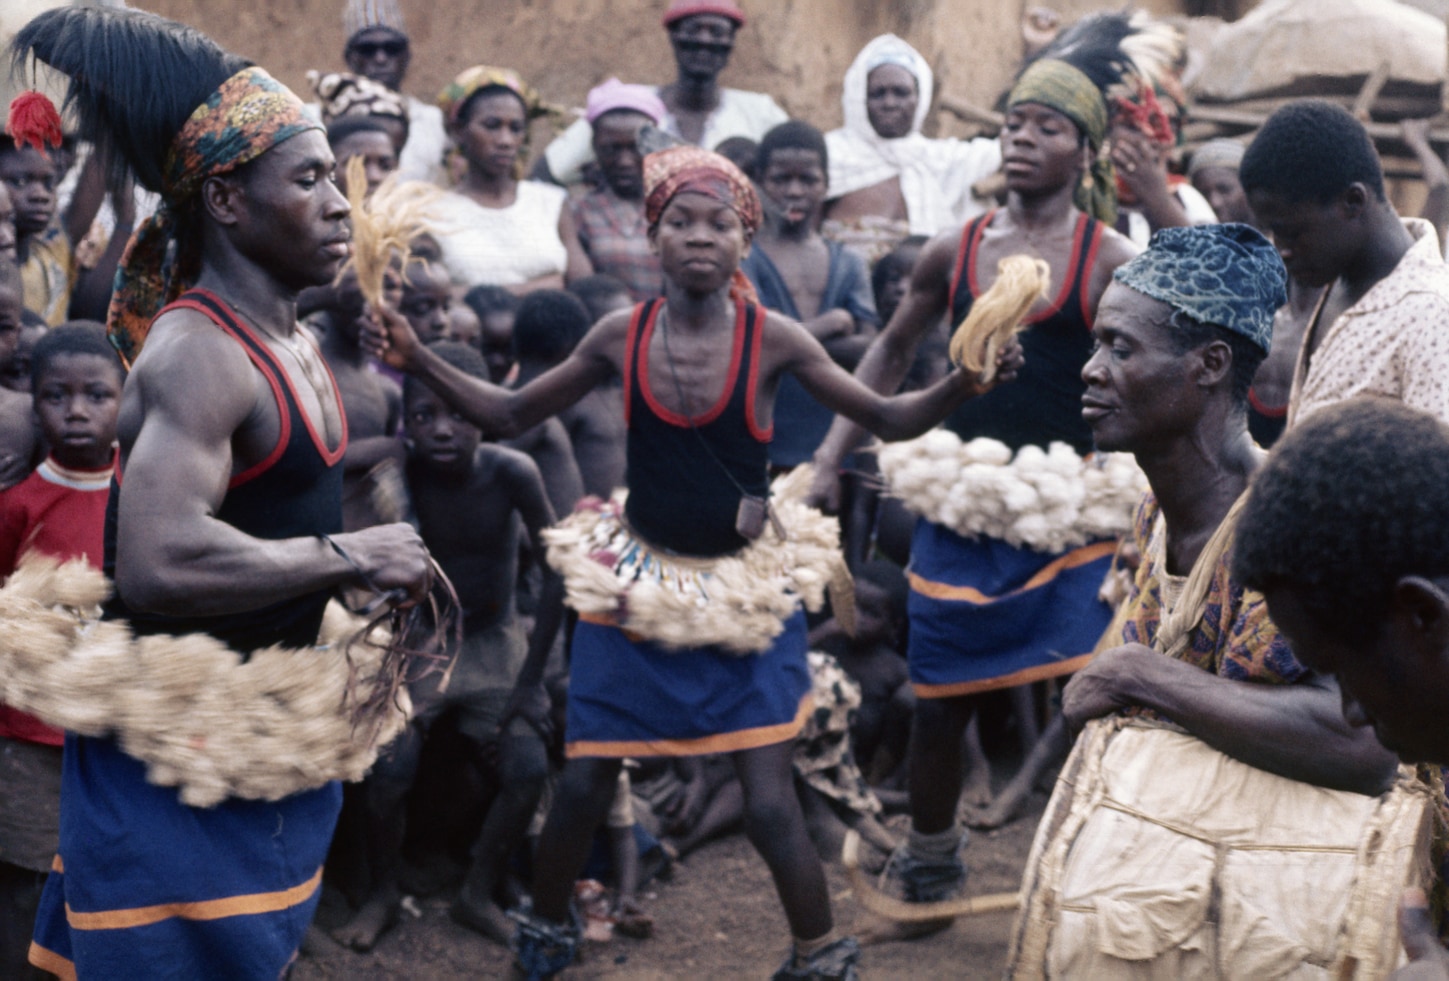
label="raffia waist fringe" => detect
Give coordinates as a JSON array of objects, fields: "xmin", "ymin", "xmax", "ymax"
[
  {"xmin": 876, "ymin": 431, "xmax": 1147, "ymax": 553},
  {"xmin": 0, "ymin": 556, "xmax": 409, "ymax": 807},
  {"xmin": 543, "ymin": 465, "xmax": 853, "ymax": 655}
]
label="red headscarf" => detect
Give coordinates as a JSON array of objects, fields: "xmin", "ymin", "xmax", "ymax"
[{"xmin": 643, "ymin": 145, "xmax": 761, "ymax": 304}]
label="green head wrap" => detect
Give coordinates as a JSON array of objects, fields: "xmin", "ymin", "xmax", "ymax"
[{"xmin": 1007, "ymin": 59, "xmax": 1116, "ymax": 225}]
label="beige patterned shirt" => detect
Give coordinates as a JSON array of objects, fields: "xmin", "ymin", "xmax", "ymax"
[{"xmin": 1289, "ymin": 218, "xmax": 1449, "ymax": 426}]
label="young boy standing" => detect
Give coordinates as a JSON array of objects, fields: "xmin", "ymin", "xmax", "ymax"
[
  {"xmin": 333, "ymin": 341, "xmax": 562, "ymax": 952},
  {"xmin": 743, "ymin": 121, "xmax": 878, "ymax": 469},
  {"xmin": 0, "ymin": 323, "xmax": 121, "ymax": 977},
  {"xmin": 370, "ymin": 146, "xmax": 1019, "ymax": 980}
]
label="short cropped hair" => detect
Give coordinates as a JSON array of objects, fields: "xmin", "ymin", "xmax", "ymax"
[
  {"xmin": 1240, "ymin": 100, "xmax": 1385, "ymax": 204},
  {"xmin": 567, "ymin": 274, "xmax": 630, "ymax": 322},
  {"xmin": 512, "ymin": 290, "xmax": 592, "ymax": 364},
  {"xmin": 463, "ymin": 284, "xmax": 519, "ymax": 322},
  {"xmin": 756, "ymin": 120, "xmax": 828, "ymax": 175},
  {"xmin": 1233, "ymin": 399, "xmax": 1449, "ymax": 643},
  {"xmin": 1164, "ymin": 311, "xmax": 1265, "ymax": 409},
  {"xmin": 30, "ymin": 321, "xmax": 124, "ymax": 390},
  {"xmin": 402, "ymin": 339, "xmax": 486, "ymax": 403}
]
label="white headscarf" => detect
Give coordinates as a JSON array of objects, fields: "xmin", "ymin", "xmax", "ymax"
[{"xmin": 825, "ymin": 34, "xmax": 1000, "ymax": 235}]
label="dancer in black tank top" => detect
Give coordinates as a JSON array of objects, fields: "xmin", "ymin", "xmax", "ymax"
[
  {"xmin": 370, "ymin": 144, "xmax": 1020, "ymax": 981},
  {"xmin": 17, "ymin": 11, "xmax": 432, "ymax": 977},
  {"xmin": 803, "ymin": 60, "xmax": 1139, "ymax": 933}
]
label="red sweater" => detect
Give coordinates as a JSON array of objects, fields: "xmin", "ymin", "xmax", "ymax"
[{"xmin": 0, "ymin": 454, "xmax": 114, "ymax": 746}]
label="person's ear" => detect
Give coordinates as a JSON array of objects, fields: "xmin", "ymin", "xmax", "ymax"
[
  {"xmin": 1389, "ymin": 576, "xmax": 1449, "ymax": 668},
  {"xmin": 1195, "ymin": 339, "xmax": 1232, "ymax": 390},
  {"xmin": 1339, "ymin": 183, "xmax": 1370, "ymax": 221},
  {"xmin": 201, "ymin": 174, "xmax": 244, "ymax": 227}
]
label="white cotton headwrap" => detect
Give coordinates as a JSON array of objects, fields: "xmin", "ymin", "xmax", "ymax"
[{"xmin": 824, "ymin": 34, "xmax": 1000, "ymax": 236}]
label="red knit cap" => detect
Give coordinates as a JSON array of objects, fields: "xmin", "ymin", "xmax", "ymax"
[{"xmin": 661, "ymin": 0, "xmax": 746, "ymax": 29}]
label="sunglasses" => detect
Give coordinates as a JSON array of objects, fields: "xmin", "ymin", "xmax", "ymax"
[
  {"xmin": 350, "ymin": 40, "xmax": 407, "ymax": 58},
  {"xmin": 673, "ymin": 38, "xmax": 733, "ymax": 55}
]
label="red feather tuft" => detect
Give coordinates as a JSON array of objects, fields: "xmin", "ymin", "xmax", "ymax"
[{"xmin": 7, "ymin": 91, "xmax": 64, "ymax": 156}]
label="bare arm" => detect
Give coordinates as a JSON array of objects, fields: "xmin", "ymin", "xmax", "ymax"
[
  {"xmin": 774, "ymin": 312, "xmax": 1020, "ymax": 442},
  {"xmin": 807, "ymin": 230, "xmax": 958, "ymax": 502},
  {"xmin": 364, "ymin": 304, "xmax": 619, "ymax": 438},
  {"xmin": 1111, "ymin": 130, "xmax": 1190, "ymax": 234},
  {"xmin": 559, "ymin": 204, "xmax": 594, "ymax": 285},
  {"xmin": 506, "ymin": 453, "xmax": 563, "ymax": 690},
  {"xmin": 1061, "ymin": 644, "xmax": 1398, "ymax": 795},
  {"xmin": 1403, "ymin": 119, "xmax": 1449, "ymax": 247},
  {"xmin": 61, "ymin": 148, "xmax": 108, "ymax": 247},
  {"xmin": 116, "ymin": 315, "xmax": 429, "ymax": 615}
]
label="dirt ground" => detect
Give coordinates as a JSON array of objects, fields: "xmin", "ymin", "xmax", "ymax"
[{"xmin": 292, "ymin": 788, "xmax": 1048, "ymax": 980}]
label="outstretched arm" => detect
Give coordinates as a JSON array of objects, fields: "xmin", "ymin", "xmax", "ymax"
[
  {"xmin": 364, "ymin": 304, "xmax": 619, "ymax": 438},
  {"xmin": 808, "ymin": 230, "xmax": 958, "ymax": 503},
  {"xmin": 116, "ymin": 313, "xmax": 430, "ymax": 616},
  {"xmin": 777, "ymin": 312, "xmax": 1021, "ymax": 442},
  {"xmin": 1061, "ymin": 643, "xmax": 1398, "ymax": 795}
]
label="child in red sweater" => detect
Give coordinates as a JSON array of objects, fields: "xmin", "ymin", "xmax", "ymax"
[{"xmin": 0, "ymin": 322, "xmax": 121, "ymax": 977}]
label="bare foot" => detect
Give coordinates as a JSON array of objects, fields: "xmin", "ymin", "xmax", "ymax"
[
  {"xmin": 331, "ymin": 892, "xmax": 400, "ymax": 952},
  {"xmin": 857, "ymin": 913, "xmax": 954, "ymax": 946},
  {"xmin": 963, "ymin": 790, "xmax": 1031, "ymax": 830},
  {"xmin": 960, "ymin": 767, "xmax": 995, "ymax": 810},
  {"xmin": 450, "ymin": 891, "xmax": 513, "ymax": 946}
]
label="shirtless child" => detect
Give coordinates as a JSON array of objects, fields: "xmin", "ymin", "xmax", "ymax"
[
  {"xmin": 399, "ymin": 256, "xmax": 453, "ymax": 344},
  {"xmin": 511, "ymin": 290, "xmax": 625, "ymax": 498},
  {"xmin": 333, "ymin": 340, "xmax": 561, "ymax": 950},
  {"xmin": 369, "ymin": 145, "xmax": 1020, "ymax": 980}
]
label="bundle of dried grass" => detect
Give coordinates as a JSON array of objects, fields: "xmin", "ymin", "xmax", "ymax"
[
  {"xmin": 0, "ymin": 556, "xmax": 414, "ymax": 807},
  {"xmin": 342, "ymin": 157, "xmax": 444, "ymax": 306},
  {"xmin": 543, "ymin": 466, "xmax": 854, "ymax": 654},
  {"xmin": 948, "ymin": 255, "xmax": 1050, "ymax": 383}
]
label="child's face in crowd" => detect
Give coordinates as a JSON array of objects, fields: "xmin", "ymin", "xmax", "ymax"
[
  {"xmin": 400, "ymin": 260, "xmax": 453, "ymax": 343},
  {"xmin": 480, "ymin": 312, "xmax": 515, "ymax": 384},
  {"xmin": 404, "ymin": 384, "xmax": 481, "ymax": 477},
  {"xmin": 1, "ymin": 325, "xmax": 47, "ymax": 394},
  {"xmin": 761, "ymin": 149, "xmax": 827, "ymax": 232},
  {"xmin": 34, "ymin": 352, "xmax": 123, "ymax": 471},
  {"xmin": 447, "ymin": 305, "xmax": 482, "ymax": 347},
  {"xmin": 649, "ymin": 192, "xmax": 750, "ymax": 295},
  {"xmin": 0, "ymin": 285, "xmax": 23, "ymax": 367},
  {"xmin": 0, "ymin": 148, "xmax": 58, "ymax": 237},
  {"xmin": 0, "ymin": 184, "xmax": 17, "ymax": 262}
]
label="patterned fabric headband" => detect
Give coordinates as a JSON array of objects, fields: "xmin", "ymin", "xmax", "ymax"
[{"xmin": 107, "ymin": 67, "xmax": 319, "ymax": 366}]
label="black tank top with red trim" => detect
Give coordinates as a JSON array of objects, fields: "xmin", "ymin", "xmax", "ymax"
[
  {"xmin": 943, "ymin": 209, "xmax": 1103, "ymax": 454},
  {"xmin": 104, "ymin": 289, "xmax": 349, "ymax": 655},
  {"xmin": 622, "ymin": 297, "xmax": 771, "ymax": 558}
]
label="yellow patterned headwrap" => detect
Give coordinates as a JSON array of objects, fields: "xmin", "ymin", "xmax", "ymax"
[
  {"xmin": 1007, "ymin": 59, "xmax": 1117, "ymax": 226},
  {"xmin": 107, "ymin": 67, "xmax": 319, "ymax": 366}
]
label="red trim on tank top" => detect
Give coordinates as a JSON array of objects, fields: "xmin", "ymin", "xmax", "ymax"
[
  {"xmin": 621, "ymin": 301, "xmax": 651, "ymax": 427},
  {"xmin": 165, "ymin": 296, "xmax": 292, "ymax": 488},
  {"xmin": 1247, "ymin": 387, "xmax": 1288, "ymax": 418},
  {"xmin": 1077, "ymin": 220, "xmax": 1104, "ymax": 327},
  {"xmin": 638, "ymin": 298, "xmax": 746, "ymax": 428},
  {"xmin": 965, "ymin": 211, "xmax": 1088, "ymax": 326},
  {"xmin": 743, "ymin": 304, "xmax": 773, "ymax": 442},
  {"xmin": 949, "ymin": 210, "xmax": 992, "ymax": 318}
]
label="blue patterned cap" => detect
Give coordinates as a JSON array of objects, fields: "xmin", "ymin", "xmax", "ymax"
[{"xmin": 1113, "ymin": 223, "xmax": 1287, "ymax": 354}]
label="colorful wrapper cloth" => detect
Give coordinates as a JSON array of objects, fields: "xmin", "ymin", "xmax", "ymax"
[
  {"xmin": 1007, "ymin": 59, "xmax": 1117, "ymax": 226},
  {"xmin": 106, "ymin": 67, "xmax": 319, "ymax": 367},
  {"xmin": 643, "ymin": 144, "xmax": 761, "ymax": 304}
]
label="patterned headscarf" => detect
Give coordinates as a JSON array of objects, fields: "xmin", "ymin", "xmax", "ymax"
[
  {"xmin": 436, "ymin": 66, "xmax": 563, "ymax": 179},
  {"xmin": 107, "ymin": 67, "xmax": 320, "ymax": 366},
  {"xmin": 643, "ymin": 145, "xmax": 761, "ymax": 303},
  {"xmin": 1113, "ymin": 223, "xmax": 1287, "ymax": 354},
  {"xmin": 308, "ymin": 70, "xmax": 408, "ymax": 126},
  {"xmin": 1007, "ymin": 59, "xmax": 1116, "ymax": 226}
]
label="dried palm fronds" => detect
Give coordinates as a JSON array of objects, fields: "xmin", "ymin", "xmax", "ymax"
[
  {"xmin": 343, "ymin": 157, "xmax": 443, "ymax": 306},
  {"xmin": 948, "ymin": 255, "xmax": 1050, "ymax": 383}
]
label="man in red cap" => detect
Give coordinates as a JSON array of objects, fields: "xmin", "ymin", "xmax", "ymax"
[{"xmin": 536, "ymin": 0, "xmax": 786, "ymax": 185}]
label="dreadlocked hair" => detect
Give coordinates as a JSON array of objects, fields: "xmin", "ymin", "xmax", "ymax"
[{"xmin": 11, "ymin": 6, "xmax": 251, "ymax": 196}]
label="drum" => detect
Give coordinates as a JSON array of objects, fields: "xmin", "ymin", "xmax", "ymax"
[{"xmin": 1008, "ymin": 716, "xmax": 1436, "ymax": 979}]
